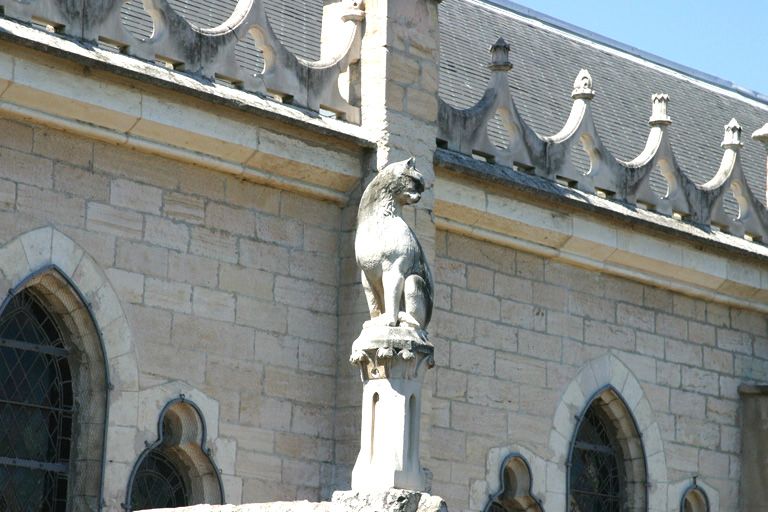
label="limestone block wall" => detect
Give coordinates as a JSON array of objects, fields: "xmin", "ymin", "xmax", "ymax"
[
  {"xmin": 424, "ymin": 230, "xmax": 766, "ymax": 512},
  {"xmin": 0, "ymin": 117, "xmax": 343, "ymax": 507}
]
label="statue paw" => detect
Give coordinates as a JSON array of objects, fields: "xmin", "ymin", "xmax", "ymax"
[
  {"xmin": 400, "ymin": 349, "xmax": 414, "ymax": 360},
  {"xmin": 376, "ymin": 346, "xmax": 395, "ymax": 359},
  {"xmin": 349, "ymin": 350, "xmax": 368, "ymax": 364},
  {"xmin": 365, "ymin": 314, "xmax": 398, "ymax": 327},
  {"xmin": 397, "ymin": 311, "xmax": 422, "ymax": 329}
]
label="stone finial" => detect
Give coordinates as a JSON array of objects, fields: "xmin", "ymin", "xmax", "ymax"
[
  {"xmin": 721, "ymin": 118, "xmax": 743, "ymax": 149},
  {"xmin": 571, "ymin": 69, "xmax": 595, "ymax": 99},
  {"xmin": 488, "ymin": 37, "xmax": 513, "ymax": 72},
  {"xmin": 649, "ymin": 93, "xmax": 671, "ymax": 126},
  {"xmin": 753, "ymin": 123, "xmax": 768, "ymax": 144}
]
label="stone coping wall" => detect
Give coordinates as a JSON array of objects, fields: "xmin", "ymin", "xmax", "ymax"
[{"xmin": 141, "ymin": 489, "xmax": 447, "ymax": 512}]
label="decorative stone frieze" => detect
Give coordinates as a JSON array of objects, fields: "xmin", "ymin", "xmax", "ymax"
[{"xmin": 438, "ymin": 38, "xmax": 768, "ymax": 244}]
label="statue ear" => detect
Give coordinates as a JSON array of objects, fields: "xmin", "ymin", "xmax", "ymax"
[{"xmin": 406, "ymin": 157, "xmax": 416, "ymax": 168}]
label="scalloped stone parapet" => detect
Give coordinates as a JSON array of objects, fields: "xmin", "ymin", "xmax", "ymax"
[
  {"xmin": 0, "ymin": 0, "xmax": 364, "ymax": 121},
  {"xmin": 436, "ymin": 37, "xmax": 768, "ymax": 246}
]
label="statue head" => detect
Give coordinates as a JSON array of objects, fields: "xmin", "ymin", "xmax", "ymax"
[{"xmin": 378, "ymin": 157, "xmax": 425, "ymax": 206}]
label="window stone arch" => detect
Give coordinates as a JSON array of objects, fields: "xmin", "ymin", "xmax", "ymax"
[
  {"xmin": 681, "ymin": 481, "xmax": 709, "ymax": 512},
  {"xmin": 126, "ymin": 397, "xmax": 224, "ymax": 510},
  {"xmin": 567, "ymin": 387, "xmax": 647, "ymax": 512},
  {"xmin": 547, "ymin": 354, "xmax": 668, "ymax": 511},
  {"xmin": 0, "ymin": 227, "xmax": 141, "ymax": 508},
  {"xmin": 485, "ymin": 453, "xmax": 543, "ymax": 512},
  {"xmin": 0, "ymin": 269, "xmax": 108, "ymax": 510}
]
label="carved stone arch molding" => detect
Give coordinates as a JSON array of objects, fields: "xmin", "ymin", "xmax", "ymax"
[
  {"xmin": 470, "ymin": 445, "xmax": 546, "ymax": 512},
  {"xmin": 125, "ymin": 395, "xmax": 225, "ymax": 510},
  {"xmin": 0, "ymin": 227, "xmax": 140, "ymax": 509},
  {"xmin": 546, "ymin": 354, "xmax": 669, "ymax": 512},
  {"xmin": 669, "ymin": 478, "xmax": 718, "ymax": 512},
  {"xmin": 484, "ymin": 453, "xmax": 544, "ymax": 512}
]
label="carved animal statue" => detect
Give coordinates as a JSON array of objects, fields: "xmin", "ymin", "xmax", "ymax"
[{"xmin": 355, "ymin": 158, "xmax": 433, "ymax": 330}]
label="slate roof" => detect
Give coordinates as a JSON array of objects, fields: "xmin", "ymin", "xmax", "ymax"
[
  {"xmin": 122, "ymin": 0, "xmax": 768, "ymax": 208},
  {"xmin": 122, "ymin": 0, "xmax": 323, "ymax": 72}
]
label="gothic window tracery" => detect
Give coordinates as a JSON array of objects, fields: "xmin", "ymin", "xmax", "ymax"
[
  {"xmin": 569, "ymin": 407, "xmax": 622, "ymax": 511},
  {"xmin": 129, "ymin": 448, "xmax": 190, "ymax": 510},
  {"xmin": 567, "ymin": 387, "xmax": 647, "ymax": 512},
  {"xmin": 0, "ymin": 290, "xmax": 74, "ymax": 511}
]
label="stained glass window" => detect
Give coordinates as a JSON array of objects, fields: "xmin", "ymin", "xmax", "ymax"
[
  {"xmin": 569, "ymin": 406, "xmax": 623, "ymax": 512},
  {"xmin": 0, "ymin": 291, "xmax": 73, "ymax": 511},
  {"xmin": 129, "ymin": 449, "xmax": 190, "ymax": 510}
]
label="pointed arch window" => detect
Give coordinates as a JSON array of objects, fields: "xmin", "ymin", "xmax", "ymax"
[
  {"xmin": 568, "ymin": 387, "xmax": 647, "ymax": 512},
  {"xmin": 0, "ymin": 290, "xmax": 74, "ymax": 511},
  {"xmin": 569, "ymin": 407, "xmax": 622, "ymax": 511}
]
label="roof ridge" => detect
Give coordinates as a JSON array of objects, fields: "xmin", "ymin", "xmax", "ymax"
[{"xmin": 475, "ymin": 0, "xmax": 768, "ymax": 106}]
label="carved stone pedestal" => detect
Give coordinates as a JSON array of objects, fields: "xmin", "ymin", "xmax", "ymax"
[{"xmin": 350, "ymin": 326, "xmax": 434, "ymax": 492}]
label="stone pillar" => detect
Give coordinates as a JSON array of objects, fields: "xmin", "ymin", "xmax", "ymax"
[
  {"xmin": 359, "ymin": 0, "xmax": 441, "ymax": 211},
  {"xmin": 350, "ymin": 327, "xmax": 434, "ymax": 491}
]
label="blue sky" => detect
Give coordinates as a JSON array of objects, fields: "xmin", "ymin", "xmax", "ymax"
[{"xmin": 514, "ymin": 0, "xmax": 768, "ymax": 96}]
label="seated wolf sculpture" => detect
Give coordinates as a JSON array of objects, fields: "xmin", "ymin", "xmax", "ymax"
[{"xmin": 355, "ymin": 158, "xmax": 433, "ymax": 330}]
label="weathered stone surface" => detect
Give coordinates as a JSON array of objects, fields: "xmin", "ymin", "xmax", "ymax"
[
  {"xmin": 332, "ymin": 489, "xmax": 447, "ymax": 512},
  {"xmin": 139, "ymin": 490, "xmax": 447, "ymax": 512}
]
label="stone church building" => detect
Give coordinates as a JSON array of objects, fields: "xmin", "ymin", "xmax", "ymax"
[{"xmin": 0, "ymin": 0, "xmax": 767, "ymax": 511}]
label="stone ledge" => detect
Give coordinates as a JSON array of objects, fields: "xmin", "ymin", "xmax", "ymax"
[
  {"xmin": 0, "ymin": 19, "xmax": 374, "ymax": 203},
  {"xmin": 434, "ymin": 148, "xmax": 768, "ymax": 262},
  {"xmin": 141, "ymin": 489, "xmax": 447, "ymax": 512},
  {"xmin": 434, "ymin": 149, "xmax": 768, "ymax": 313}
]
